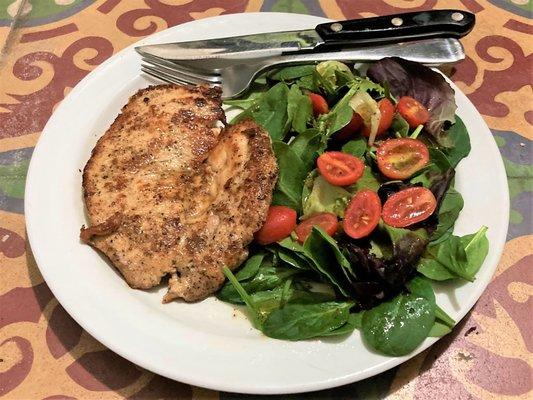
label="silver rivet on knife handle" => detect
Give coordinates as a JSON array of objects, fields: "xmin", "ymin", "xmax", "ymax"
[
  {"xmin": 330, "ymin": 23, "xmax": 343, "ymax": 32},
  {"xmin": 391, "ymin": 17, "xmax": 403, "ymax": 26},
  {"xmin": 451, "ymin": 12, "xmax": 464, "ymax": 21}
]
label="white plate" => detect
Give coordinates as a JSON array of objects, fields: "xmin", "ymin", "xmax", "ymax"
[{"xmin": 25, "ymin": 13, "xmax": 509, "ymax": 395}]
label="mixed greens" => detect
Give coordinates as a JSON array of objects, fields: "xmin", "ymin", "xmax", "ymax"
[{"xmin": 218, "ymin": 57, "xmax": 489, "ymax": 356}]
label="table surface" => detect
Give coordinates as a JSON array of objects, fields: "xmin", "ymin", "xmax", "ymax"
[{"xmin": 0, "ymin": 1, "xmax": 531, "ymax": 399}]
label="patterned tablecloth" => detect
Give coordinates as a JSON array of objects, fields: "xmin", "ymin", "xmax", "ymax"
[{"xmin": 0, "ymin": 1, "xmax": 531, "ymax": 399}]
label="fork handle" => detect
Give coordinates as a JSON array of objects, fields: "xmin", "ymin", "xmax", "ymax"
[{"xmin": 315, "ymin": 10, "xmax": 474, "ymax": 48}]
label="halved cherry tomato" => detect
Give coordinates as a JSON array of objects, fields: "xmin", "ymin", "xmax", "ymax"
[
  {"xmin": 295, "ymin": 213, "xmax": 339, "ymax": 244},
  {"xmin": 397, "ymin": 96, "xmax": 430, "ymax": 128},
  {"xmin": 308, "ymin": 93, "xmax": 329, "ymax": 116},
  {"xmin": 376, "ymin": 138, "xmax": 429, "ymax": 180},
  {"xmin": 382, "ymin": 187, "xmax": 437, "ymax": 228},
  {"xmin": 362, "ymin": 98, "xmax": 394, "ymax": 137},
  {"xmin": 333, "ymin": 112, "xmax": 364, "ymax": 141},
  {"xmin": 255, "ymin": 206, "xmax": 297, "ymax": 245},
  {"xmin": 343, "ymin": 190, "xmax": 381, "ymax": 239},
  {"xmin": 317, "ymin": 151, "xmax": 365, "ymax": 186}
]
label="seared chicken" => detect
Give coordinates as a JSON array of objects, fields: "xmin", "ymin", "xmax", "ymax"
[{"xmin": 81, "ymin": 85, "xmax": 278, "ymax": 302}]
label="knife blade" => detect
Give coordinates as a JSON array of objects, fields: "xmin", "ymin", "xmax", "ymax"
[{"xmin": 135, "ymin": 10, "xmax": 474, "ymax": 61}]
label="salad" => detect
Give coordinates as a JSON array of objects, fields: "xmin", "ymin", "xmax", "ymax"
[{"xmin": 218, "ymin": 57, "xmax": 489, "ymax": 356}]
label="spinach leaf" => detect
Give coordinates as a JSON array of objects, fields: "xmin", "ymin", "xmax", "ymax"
[
  {"xmin": 304, "ymin": 226, "xmax": 354, "ymax": 297},
  {"xmin": 362, "ymin": 293, "xmax": 435, "ymax": 356},
  {"xmin": 317, "ymin": 103, "xmax": 354, "ymax": 137},
  {"xmin": 441, "ymin": 116, "xmax": 471, "ymax": 167},
  {"xmin": 244, "ymin": 266, "xmax": 300, "ymax": 294},
  {"xmin": 235, "ymin": 252, "xmax": 267, "ymax": 281},
  {"xmin": 218, "ymin": 253, "xmax": 272, "ymax": 303},
  {"xmin": 417, "ymin": 256, "xmax": 457, "ymax": 281},
  {"xmin": 222, "ymin": 267, "xmax": 261, "ymax": 327},
  {"xmin": 287, "ymin": 85, "xmax": 313, "ymax": 134},
  {"xmin": 222, "ymin": 266, "xmax": 342, "ymax": 335},
  {"xmin": 273, "ymin": 246, "xmax": 313, "ymax": 270},
  {"xmin": 303, "ymin": 227, "xmax": 354, "ymax": 296},
  {"xmin": 435, "ymin": 305, "xmax": 455, "ymax": 327},
  {"xmin": 420, "ymin": 226, "xmax": 489, "ymax": 282},
  {"xmin": 429, "ymin": 229, "xmax": 453, "ymax": 246},
  {"xmin": 269, "ymin": 65, "xmax": 316, "ymax": 81},
  {"xmin": 274, "ymin": 237, "xmax": 318, "ymax": 269},
  {"xmin": 224, "ymin": 78, "xmax": 268, "ymax": 109},
  {"xmin": 383, "ymin": 224, "xmax": 426, "ymax": 241},
  {"xmin": 406, "ymin": 275, "xmax": 435, "ymax": 302},
  {"xmin": 429, "ymin": 321, "xmax": 452, "ymax": 337},
  {"xmin": 289, "ymin": 129, "xmax": 322, "ymax": 169},
  {"xmin": 292, "ymin": 98, "xmax": 313, "ymax": 134},
  {"xmin": 302, "ymin": 175, "xmax": 351, "ymax": 218},
  {"xmin": 349, "ymin": 311, "xmax": 364, "ymax": 329},
  {"xmin": 271, "ymin": 141, "xmax": 308, "ymax": 212},
  {"xmin": 311, "ymin": 227, "xmax": 356, "ymax": 281},
  {"xmin": 434, "ymin": 236, "xmax": 471, "ymax": 281},
  {"xmin": 347, "ymin": 167, "xmax": 381, "ymax": 193},
  {"xmin": 342, "ymin": 138, "xmax": 367, "ymax": 158},
  {"xmin": 407, "ymin": 276, "xmax": 455, "ymax": 337},
  {"xmin": 461, "ymin": 226, "xmax": 490, "ymax": 277},
  {"xmin": 320, "ymin": 311, "xmax": 363, "ymax": 337},
  {"xmin": 224, "ymin": 91, "xmax": 264, "ymax": 109},
  {"xmin": 250, "ymin": 286, "xmax": 286, "ymax": 321},
  {"xmin": 431, "ymin": 187, "xmax": 463, "ymax": 241},
  {"xmin": 289, "ymin": 288, "xmax": 337, "ymax": 304},
  {"xmin": 262, "ymin": 301, "xmax": 353, "ymax": 340},
  {"xmin": 278, "ymin": 277, "xmax": 293, "ymax": 309},
  {"xmin": 408, "ymin": 276, "xmax": 455, "ymax": 327},
  {"xmin": 437, "ymin": 226, "xmax": 489, "ymax": 281},
  {"xmin": 278, "ymin": 236, "xmax": 305, "ymax": 253},
  {"xmin": 296, "ymin": 74, "xmax": 317, "ymax": 92},
  {"xmin": 232, "ymin": 82, "xmax": 289, "ymax": 140},
  {"xmin": 251, "ymin": 286, "xmax": 337, "ymax": 323},
  {"xmin": 218, "ymin": 265, "xmax": 300, "ymax": 304},
  {"xmin": 287, "ymin": 84, "xmax": 301, "ymax": 129}
]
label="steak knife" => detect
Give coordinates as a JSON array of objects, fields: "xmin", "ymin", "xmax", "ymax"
[{"xmin": 135, "ymin": 10, "xmax": 474, "ymax": 61}]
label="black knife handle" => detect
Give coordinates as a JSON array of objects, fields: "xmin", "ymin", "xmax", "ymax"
[{"xmin": 315, "ymin": 10, "xmax": 475, "ymax": 47}]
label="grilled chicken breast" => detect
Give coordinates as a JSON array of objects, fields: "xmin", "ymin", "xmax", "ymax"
[{"xmin": 81, "ymin": 85, "xmax": 278, "ymax": 302}]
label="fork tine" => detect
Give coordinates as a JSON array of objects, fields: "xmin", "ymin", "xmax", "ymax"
[
  {"xmin": 141, "ymin": 59, "xmax": 220, "ymax": 85},
  {"xmin": 141, "ymin": 65, "xmax": 184, "ymax": 85},
  {"xmin": 141, "ymin": 62, "xmax": 217, "ymax": 87},
  {"xmin": 141, "ymin": 54, "xmax": 222, "ymax": 84},
  {"xmin": 141, "ymin": 65, "xmax": 201, "ymax": 88}
]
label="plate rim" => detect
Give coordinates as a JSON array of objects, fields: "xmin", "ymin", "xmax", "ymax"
[{"xmin": 24, "ymin": 12, "xmax": 510, "ymax": 394}]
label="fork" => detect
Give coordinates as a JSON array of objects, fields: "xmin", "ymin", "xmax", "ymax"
[{"xmin": 138, "ymin": 38, "xmax": 464, "ymax": 99}]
